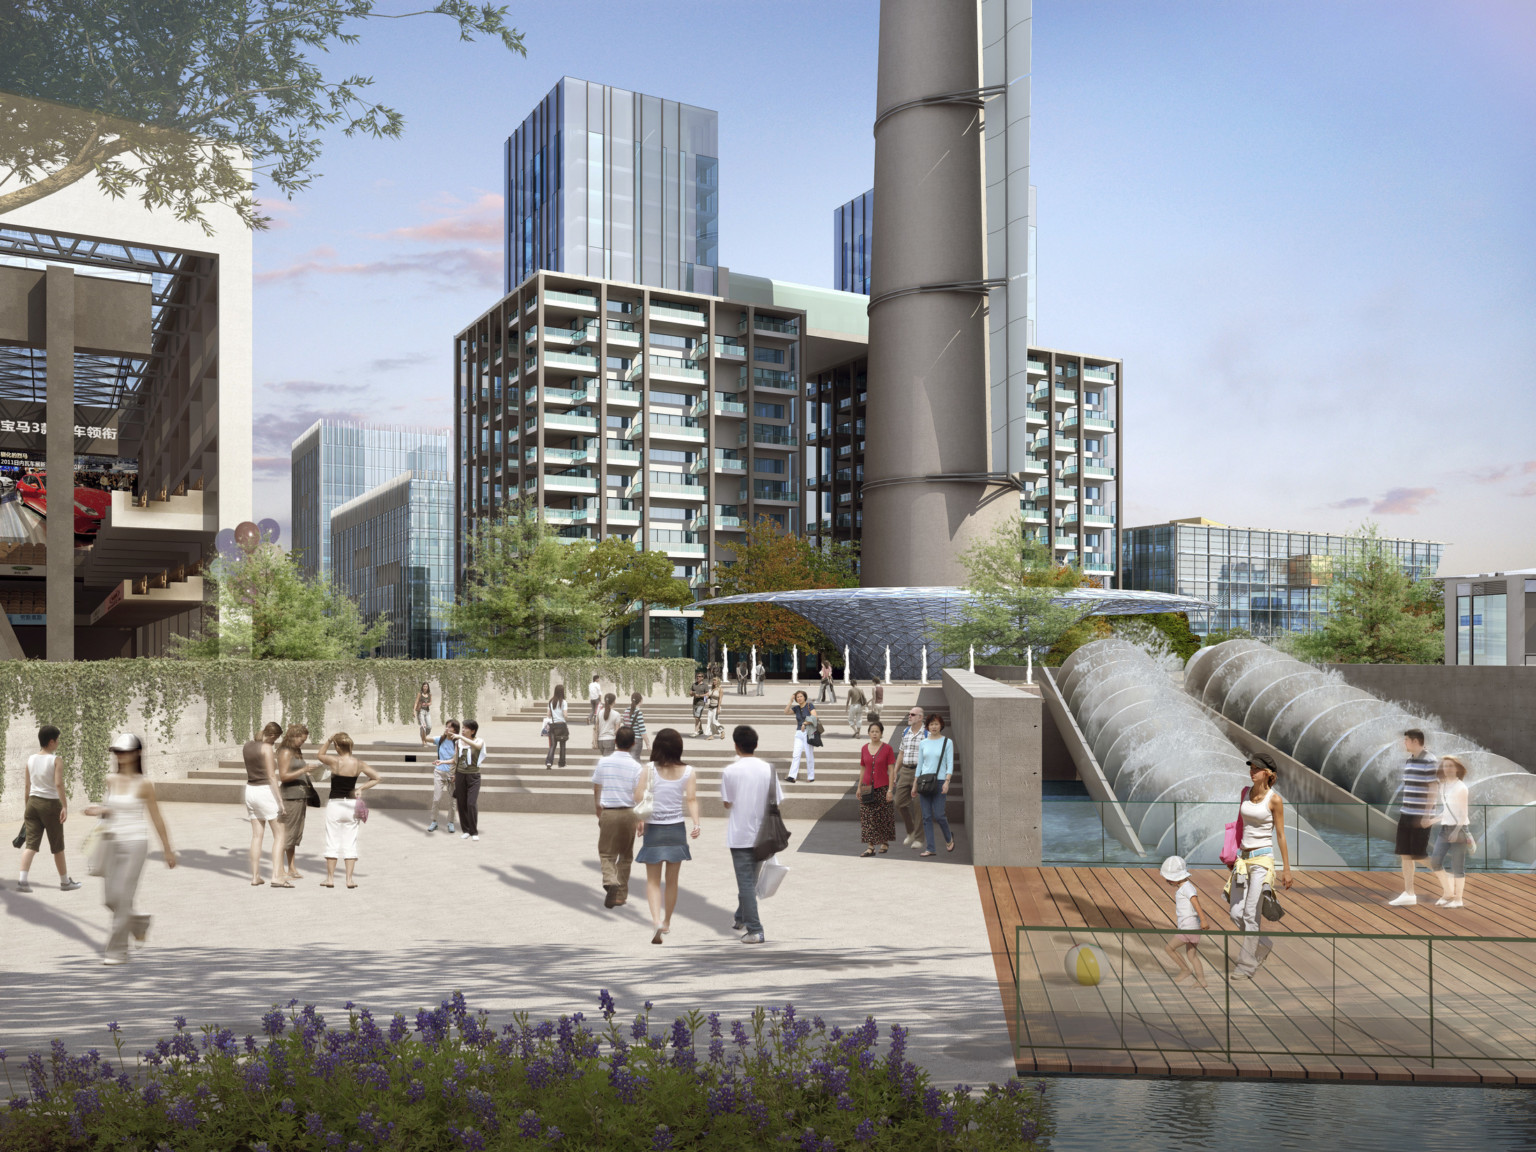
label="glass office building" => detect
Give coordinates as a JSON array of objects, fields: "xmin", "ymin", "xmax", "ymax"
[
  {"xmin": 833, "ymin": 189, "xmax": 873, "ymax": 295},
  {"xmin": 506, "ymin": 77, "xmax": 720, "ymax": 295},
  {"xmin": 330, "ymin": 471, "xmax": 454, "ymax": 659},
  {"xmin": 290, "ymin": 422, "xmax": 450, "ymax": 582},
  {"xmin": 1123, "ymin": 517, "xmax": 1444, "ymax": 636},
  {"xmin": 1441, "ymin": 570, "xmax": 1536, "ymax": 666}
]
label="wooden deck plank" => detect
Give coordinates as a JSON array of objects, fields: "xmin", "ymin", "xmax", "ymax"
[
  {"xmin": 975, "ymin": 869, "xmax": 1020, "ymax": 1051},
  {"xmin": 989, "ymin": 866, "xmax": 1536, "ymax": 1086}
]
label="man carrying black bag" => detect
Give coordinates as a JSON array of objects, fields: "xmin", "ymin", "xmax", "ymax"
[{"xmin": 719, "ymin": 725, "xmax": 786, "ymax": 944}]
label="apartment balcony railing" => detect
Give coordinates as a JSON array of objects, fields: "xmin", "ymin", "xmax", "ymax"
[
  {"xmin": 650, "ymin": 303, "xmax": 707, "ymax": 325},
  {"xmin": 543, "ymin": 290, "xmax": 599, "ymax": 310},
  {"xmin": 752, "ymin": 482, "xmax": 798, "ymax": 502},
  {"xmin": 742, "ymin": 314, "xmax": 799, "ymax": 336}
]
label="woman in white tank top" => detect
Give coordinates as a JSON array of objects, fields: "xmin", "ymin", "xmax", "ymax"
[
  {"xmin": 82, "ymin": 734, "xmax": 176, "ymax": 965},
  {"xmin": 1228, "ymin": 752, "xmax": 1292, "ymax": 978},
  {"xmin": 632, "ymin": 728, "xmax": 701, "ymax": 945}
]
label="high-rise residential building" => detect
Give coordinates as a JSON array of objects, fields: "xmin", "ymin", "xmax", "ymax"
[
  {"xmin": 505, "ymin": 77, "xmax": 721, "ymax": 296},
  {"xmin": 808, "ymin": 343, "xmax": 1122, "ymax": 582},
  {"xmin": 454, "ymin": 270, "xmax": 806, "ymax": 658},
  {"xmin": 833, "ymin": 189, "xmax": 873, "ymax": 296},
  {"xmin": 331, "ymin": 470, "xmax": 454, "ymax": 658},
  {"xmin": 1438, "ymin": 569, "xmax": 1535, "ymax": 667},
  {"xmin": 290, "ymin": 421, "xmax": 449, "ymax": 582},
  {"xmin": 1124, "ymin": 517, "xmax": 1444, "ymax": 636}
]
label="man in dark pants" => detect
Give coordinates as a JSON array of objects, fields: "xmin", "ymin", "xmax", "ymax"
[
  {"xmin": 1388, "ymin": 728, "xmax": 1440, "ymax": 907},
  {"xmin": 690, "ymin": 671, "xmax": 710, "ymax": 737},
  {"xmin": 719, "ymin": 725, "xmax": 782, "ymax": 944}
]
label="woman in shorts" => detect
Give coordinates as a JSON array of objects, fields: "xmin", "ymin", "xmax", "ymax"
[{"xmin": 242, "ymin": 721, "xmax": 286, "ymax": 885}]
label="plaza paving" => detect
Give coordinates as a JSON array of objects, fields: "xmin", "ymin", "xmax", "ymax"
[{"xmin": 0, "ymin": 694, "xmax": 1012, "ymax": 1087}]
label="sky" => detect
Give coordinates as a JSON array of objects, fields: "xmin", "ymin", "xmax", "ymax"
[{"xmin": 250, "ymin": 0, "xmax": 1536, "ymax": 577}]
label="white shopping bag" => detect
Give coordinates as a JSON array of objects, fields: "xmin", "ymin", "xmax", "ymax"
[{"xmin": 756, "ymin": 854, "xmax": 789, "ymax": 899}]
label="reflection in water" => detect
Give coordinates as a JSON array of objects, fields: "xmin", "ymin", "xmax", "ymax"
[{"xmin": 1041, "ymin": 1077, "xmax": 1536, "ymax": 1151}]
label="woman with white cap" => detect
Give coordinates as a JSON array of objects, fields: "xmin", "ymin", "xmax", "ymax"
[
  {"xmin": 1159, "ymin": 855, "xmax": 1209, "ymax": 987},
  {"xmin": 81, "ymin": 734, "xmax": 177, "ymax": 965}
]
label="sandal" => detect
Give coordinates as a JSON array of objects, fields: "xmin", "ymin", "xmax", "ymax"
[
  {"xmin": 320, "ymin": 882, "xmax": 334, "ymax": 888},
  {"xmin": 945, "ymin": 840, "xmax": 956, "ymax": 853},
  {"xmin": 346, "ymin": 882, "xmax": 358, "ymax": 889},
  {"xmin": 860, "ymin": 848, "xmax": 876, "ymax": 858},
  {"xmin": 250, "ymin": 879, "xmax": 265, "ymax": 886},
  {"xmin": 919, "ymin": 851, "xmax": 936, "ymax": 858},
  {"xmin": 272, "ymin": 881, "xmax": 295, "ymax": 889},
  {"xmin": 876, "ymin": 845, "xmax": 888, "ymax": 854}
]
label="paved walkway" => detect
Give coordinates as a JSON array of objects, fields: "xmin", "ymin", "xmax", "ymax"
[{"xmin": 0, "ymin": 797, "xmax": 1012, "ymax": 1086}]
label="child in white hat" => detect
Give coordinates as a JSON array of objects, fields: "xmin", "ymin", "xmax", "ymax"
[{"xmin": 1160, "ymin": 856, "xmax": 1209, "ymax": 987}]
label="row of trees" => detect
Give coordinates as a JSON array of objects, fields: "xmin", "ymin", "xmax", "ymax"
[{"xmin": 180, "ymin": 506, "xmax": 856, "ymax": 661}]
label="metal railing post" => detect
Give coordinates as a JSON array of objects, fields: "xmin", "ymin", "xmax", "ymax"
[
  {"xmin": 1428, "ymin": 937, "xmax": 1435, "ymax": 1067},
  {"xmin": 1224, "ymin": 932, "xmax": 1231, "ymax": 1062},
  {"xmin": 1173, "ymin": 803, "xmax": 1179, "ymax": 857}
]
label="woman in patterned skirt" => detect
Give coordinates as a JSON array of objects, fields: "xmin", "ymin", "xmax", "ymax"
[{"xmin": 858, "ymin": 719, "xmax": 896, "ymax": 856}]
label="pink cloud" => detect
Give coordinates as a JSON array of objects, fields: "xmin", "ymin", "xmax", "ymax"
[
  {"xmin": 381, "ymin": 192, "xmax": 503, "ymax": 244},
  {"xmin": 1371, "ymin": 487, "xmax": 1437, "ymax": 515},
  {"xmin": 255, "ymin": 246, "xmax": 499, "ymax": 289},
  {"xmin": 1327, "ymin": 496, "xmax": 1371, "ymax": 509}
]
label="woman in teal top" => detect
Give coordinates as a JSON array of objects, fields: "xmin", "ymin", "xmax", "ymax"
[{"xmin": 910, "ymin": 713, "xmax": 955, "ymax": 856}]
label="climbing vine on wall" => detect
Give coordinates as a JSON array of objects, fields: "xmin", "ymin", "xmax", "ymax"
[{"xmin": 0, "ymin": 658, "xmax": 695, "ymax": 802}]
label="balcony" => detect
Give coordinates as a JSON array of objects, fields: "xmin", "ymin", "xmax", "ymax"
[
  {"xmin": 742, "ymin": 429, "xmax": 797, "ymax": 448},
  {"xmin": 542, "ymin": 507, "xmax": 590, "ymax": 524},
  {"xmin": 606, "ymin": 448, "xmax": 642, "ymax": 467},
  {"xmin": 749, "ymin": 368, "xmax": 798, "ymax": 392},
  {"xmin": 1026, "ymin": 359, "xmax": 1047, "ymax": 375},
  {"xmin": 715, "ymin": 515, "xmax": 742, "ymax": 530},
  {"xmin": 527, "ymin": 446, "xmax": 590, "ymax": 466},
  {"xmin": 543, "ymin": 350, "xmax": 599, "ymax": 372},
  {"xmin": 606, "ymin": 508, "xmax": 642, "ymax": 526},
  {"xmin": 1053, "ymin": 536, "xmax": 1078, "ymax": 550},
  {"xmin": 1020, "ymin": 460, "xmax": 1047, "ymax": 475},
  {"xmin": 709, "ymin": 455, "xmax": 746, "ymax": 474},
  {"xmin": 1083, "ymin": 365, "xmax": 1116, "ymax": 383},
  {"xmin": 662, "ymin": 541, "xmax": 709, "ymax": 557},
  {"xmin": 686, "ymin": 512, "xmax": 710, "ymax": 531},
  {"xmin": 539, "ymin": 385, "xmax": 593, "ymax": 406},
  {"xmin": 752, "ymin": 482, "xmax": 798, "ymax": 503},
  {"xmin": 649, "ymin": 417, "xmax": 707, "ymax": 444},
  {"xmin": 743, "ymin": 315, "xmax": 799, "ymax": 337},
  {"xmin": 649, "ymin": 303, "xmax": 707, "ymax": 327},
  {"xmin": 544, "ymin": 475, "xmax": 599, "ymax": 495},
  {"xmin": 534, "ymin": 325, "xmax": 583, "ymax": 347},
  {"xmin": 1062, "ymin": 511, "xmax": 1116, "ymax": 527},
  {"xmin": 544, "ymin": 413, "xmax": 598, "ymax": 434},
  {"xmin": 605, "ymin": 386, "xmax": 641, "ymax": 407},
  {"xmin": 543, "ymin": 290, "xmax": 599, "ymax": 312},
  {"xmin": 605, "ymin": 328, "xmax": 641, "ymax": 348},
  {"xmin": 1051, "ymin": 485, "xmax": 1080, "ymax": 503},
  {"xmin": 1025, "ymin": 406, "xmax": 1048, "ymax": 424},
  {"xmin": 1061, "ymin": 461, "xmax": 1116, "ymax": 480},
  {"xmin": 645, "ymin": 479, "xmax": 708, "ymax": 501},
  {"xmin": 1022, "ymin": 510, "xmax": 1048, "ymax": 525},
  {"xmin": 715, "ymin": 400, "xmax": 746, "ymax": 416}
]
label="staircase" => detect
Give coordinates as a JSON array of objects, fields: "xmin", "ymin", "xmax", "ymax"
[{"xmin": 155, "ymin": 694, "xmax": 964, "ymax": 823}]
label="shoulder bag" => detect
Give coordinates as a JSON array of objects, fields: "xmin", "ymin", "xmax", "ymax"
[
  {"xmin": 301, "ymin": 776, "xmax": 323, "ymax": 809},
  {"xmin": 1220, "ymin": 786, "xmax": 1249, "ymax": 868},
  {"xmin": 632, "ymin": 766, "xmax": 656, "ymax": 821},
  {"xmin": 752, "ymin": 774, "xmax": 792, "ymax": 861},
  {"xmin": 916, "ymin": 738, "xmax": 950, "ymax": 796},
  {"xmin": 1260, "ymin": 885, "xmax": 1285, "ymax": 922}
]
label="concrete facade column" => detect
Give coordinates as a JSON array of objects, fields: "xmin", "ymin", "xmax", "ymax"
[
  {"xmin": 45, "ymin": 265, "xmax": 75, "ymax": 663},
  {"xmin": 862, "ymin": 0, "xmax": 1014, "ymax": 587}
]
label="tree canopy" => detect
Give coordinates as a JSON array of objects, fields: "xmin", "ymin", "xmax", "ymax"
[
  {"xmin": 173, "ymin": 539, "xmax": 387, "ymax": 659},
  {"xmin": 0, "ymin": 0, "xmax": 524, "ymax": 230},
  {"xmin": 448, "ymin": 505, "xmax": 602, "ymax": 659},
  {"xmin": 574, "ymin": 536, "xmax": 693, "ymax": 648},
  {"xmin": 701, "ymin": 517, "xmax": 858, "ymax": 657},
  {"xmin": 1291, "ymin": 524, "xmax": 1443, "ymax": 665},
  {"xmin": 934, "ymin": 518, "xmax": 1087, "ymax": 665}
]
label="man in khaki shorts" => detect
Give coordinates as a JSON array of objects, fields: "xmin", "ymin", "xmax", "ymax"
[
  {"xmin": 893, "ymin": 707, "xmax": 926, "ymax": 849},
  {"xmin": 16, "ymin": 725, "xmax": 83, "ymax": 893}
]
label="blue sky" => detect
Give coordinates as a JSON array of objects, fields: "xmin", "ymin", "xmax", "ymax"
[{"xmin": 251, "ymin": 0, "xmax": 1535, "ymax": 575}]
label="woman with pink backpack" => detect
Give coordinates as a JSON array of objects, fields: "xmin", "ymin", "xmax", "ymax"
[{"xmin": 1222, "ymin": 752, "xmax": 1293, "ymax": 979}]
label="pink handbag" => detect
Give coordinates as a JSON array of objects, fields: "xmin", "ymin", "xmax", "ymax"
[{"xmin": 1220, "ymin": 786, "xmax": 1249, "ymax": 868}]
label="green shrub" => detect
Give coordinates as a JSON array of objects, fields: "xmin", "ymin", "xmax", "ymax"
[{"xmin": 0, "ymin": 994, "xmax": 1048, "ymax": 1151}]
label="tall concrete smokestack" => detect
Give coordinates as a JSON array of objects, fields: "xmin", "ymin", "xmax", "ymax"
[{"xmin": 861, "ymin": 0, "xmax": 1015, "ymax": 587}]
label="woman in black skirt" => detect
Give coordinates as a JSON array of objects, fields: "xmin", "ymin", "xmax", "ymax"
[
  {"xmin": 858, "ymin": 720, "xmax": 896, "ymax": 855},
  {"xmin": 632, "ymin": 728, "xmax": 700, "ymax": 944}
]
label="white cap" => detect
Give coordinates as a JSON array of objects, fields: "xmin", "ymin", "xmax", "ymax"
[
  {"xmin": 1159, "ymin": 856, "xmax": 1190, "ymax": 882},
  {"xmin": 109, "ymin": 732, "xmax": 143, "ymax": 753}
]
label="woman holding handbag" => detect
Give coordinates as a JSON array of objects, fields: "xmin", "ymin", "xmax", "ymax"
[
  {"xmin": 315, "ymin": 733, "xmax": 380, "ymax": 889},
  {"xmin": 545, "ymin": 684, "xmax": 570, "ymax": 769},
  {"xmin": 857, "ymin": 720, "xmax": 896, "ymax": 856},
  {"xmin": 911, "ymin": 713, "xmax": 955, "ymax": 857},
  {"xmin": 1226, "ymin": 753, "xmax": 1293, "ymax": 979},
  {"xmin": 784, "ymin": 690, "xmax": 818, "ymax": 783},
  {"xmin": 632, "ymin": 729, "xmax": 701, "ymax": 944},
  {"xmin": 1430, "ymin": 756, "xmax": 1472, "ymax": 908},
  {"xmin": 274, "ymin": 724, "xmax": 314, "ymax": 885}
]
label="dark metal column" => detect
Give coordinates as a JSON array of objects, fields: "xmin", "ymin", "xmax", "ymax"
[
  {"xmin": 862, "ymin": 0, "xmax": 1014, "ymax": 587},
  {"xmin": 45, "ymin": 265, "xmax": 75, "ymax": 662}
]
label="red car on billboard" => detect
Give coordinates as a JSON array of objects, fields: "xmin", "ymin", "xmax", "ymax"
[{"xmin": 15, "ymin": 472, "xmax": 111, "ymax": 536}]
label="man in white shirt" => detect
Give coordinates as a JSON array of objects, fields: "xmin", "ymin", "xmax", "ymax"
[
  {"xmin": 719, "ymin": 725, "xmax": 782, "ymax": 944},
  {"xmin": 592, "ymin": 726, "xmax": 643, "ymax": 908},
  {"xmin": 17, "ymin": 725, "xmax": 82, "ymax": 893},
  {"xmin": 588, "ymin": 674, "xmax": 603, "ymax": 722}
]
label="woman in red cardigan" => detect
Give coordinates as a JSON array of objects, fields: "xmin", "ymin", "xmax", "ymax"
[{"xmin": 857, "ymin": 719, "xmax": 896, "ymax": 856}]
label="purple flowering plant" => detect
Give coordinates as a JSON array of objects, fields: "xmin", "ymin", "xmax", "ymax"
[{"xmin": 0, "ymin": 995, "xmax": 1047, "ymax": 1150}]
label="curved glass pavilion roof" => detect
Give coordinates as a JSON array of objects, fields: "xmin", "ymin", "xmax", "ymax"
[{"xmin": 704, "ymin": 586, "xmax": 1211, "ymax": 680}]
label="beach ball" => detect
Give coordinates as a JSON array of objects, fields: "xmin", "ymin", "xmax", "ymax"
[{"xmin": 1064, "ymin": 943, "xmax": 1107, "ymax": 987}]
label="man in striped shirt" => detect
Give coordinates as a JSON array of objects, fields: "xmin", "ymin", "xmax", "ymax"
[{"xmin": 1388, "ymin": 727, "xmax": 1440, "ymax": 908}]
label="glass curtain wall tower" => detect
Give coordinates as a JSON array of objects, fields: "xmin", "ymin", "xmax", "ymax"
[
  {"xmin": 506, "ymin": 78, "xmax": 720, "ymax": 296},
  {"xmin": 833, "ymin": 190, "xmax": 873, "ymax": 296}
]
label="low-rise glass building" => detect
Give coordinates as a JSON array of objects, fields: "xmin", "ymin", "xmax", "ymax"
[
  {"xmin": 1122, "ymin": 517, "xmax": 1443, "ymax": 636},
  {"xmin": 330, "ymin": 470, "xmax": 454, "ymax": 659}
]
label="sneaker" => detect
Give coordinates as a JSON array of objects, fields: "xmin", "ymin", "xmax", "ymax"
[
  {"xmin": 732, "ymin": 921, "xmax": 744, "ymax": 931},
  {"xmin": 1229, "ymin": 971, "xmax": 1250, "ymax": 981},
  {"xmin": 784, "ymin": 776, "xmax": 797, "ymax": 785},
  {"xmin": 15, "ymin": 880, "xmax": 32, "ymax": 893},
  {"xmin": 604, "ymin": 885, "xmax": 619, "ymax": 908},
  {"xmin": 426, "ymin": 822, "xmax": 438, "ymax": 833},
  {"xmin": 461, "ymin": 832, "xmax": 470, "ymax": 840},
  {"xmin": 1447, "ymin": 899, "xmax": 1464, "ymax": 908},
  {"xmin": 60, "ymin": 878, "xmax": 82, "ymax": 892},
  {"xmin": 1434, "ymin": 897, "xmax": 1450, "ymax": 907},
  {"xmin": 1387, "ymin": 892, "xmax": 1417, "ymax": 907},
  {"xmin": 102, "ymin": 955, "xmax": 128, "ymax": 966},
  {"xmin": 447, "ymin": 823, "xmax": 455, "ymax": 834},
  {"xmin": 471, "ymin": 835, "xmax": 479, "ymax": 842},
  {"xmin": 740, "ymin": 932, "xmax": 766, "ymax": 944}
]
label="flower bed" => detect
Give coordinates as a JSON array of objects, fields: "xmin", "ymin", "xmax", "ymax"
[{"xmin": 0, "ymin": 994, "xmax": 1047, "ymax": 1150}]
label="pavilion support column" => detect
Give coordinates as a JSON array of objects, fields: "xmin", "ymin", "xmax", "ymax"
[{"xmin": 45, "ymin": 265, "xmax": 75, "ymax": 663}]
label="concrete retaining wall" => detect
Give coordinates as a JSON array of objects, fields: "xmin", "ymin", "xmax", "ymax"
[
  {"xmin": 942, "ymin": 669, "xmax": 1041, "ymax": 865},
  {"xmin": 1328, "ymin": 664, "xmax": 1536, "ymax": 770}
]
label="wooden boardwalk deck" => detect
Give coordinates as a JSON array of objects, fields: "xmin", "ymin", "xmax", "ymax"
[{"xmin": 976, "ymin": 866, "xmax": 1536, "ymax": 1085}]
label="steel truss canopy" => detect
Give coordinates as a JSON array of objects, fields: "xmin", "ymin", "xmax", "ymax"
[
  {"xmin": 0, "ymin": 224, "xmax": 200, "ymax": 410},
  {"xmin": 703, "ymin": 586, "xmax": 1213, "ymax": 680}
]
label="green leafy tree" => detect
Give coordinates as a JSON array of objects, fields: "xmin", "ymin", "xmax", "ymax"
[
  {"xmin": 0, "ymin": 1, "xmax": 524, "ymax": 230},
  {"xmin": 702, "ymin": 517, "xmax": 858, "ymax": 657},
  {"xmin": 449, "ymin": 505, "xmax": 602, "ymax": 658},
  {"xmin": 1203, "ymin": 626, "xmax": 1256, "ymax": 647},
  {"xmin": 1292, "ymin": 523, "xmax": 1443, "ymax": 665},
  {"xmin": 936, "ymin": 518, "xmax": 1087, "ymax": 665},
  {"xmin": 574, "ymin": 536, "xmax": 693, "ymax": 649},
  {"xmin": 173, "ymin": 540, "xmax": 387, "ymax": 659}
]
